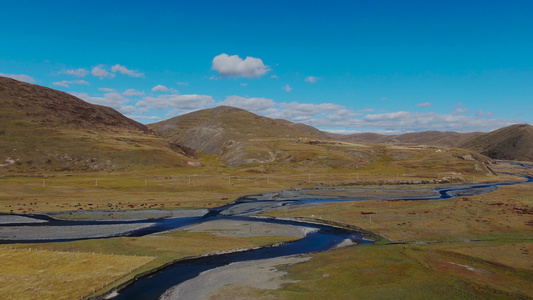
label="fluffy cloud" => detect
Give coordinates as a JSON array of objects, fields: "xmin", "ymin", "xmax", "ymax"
[
  {"xmin": 219, "ymin": 95, "xmax": 276, "ymax": 112},
  {"xmin": 91, "ymin": 66, "xmax": 115, "ymax": 79},
  {"xmin": 417, "ymin": 102, "xmax": 432, "ymax": 107},
  {"xmin": 64, "ymin": 68, "xmax": 89, "ymax": 77},
  {"xmin": 0, "ymin": 73, "xmax": 35, "ymax": 83},
  {"xmin": 119, "ymin": 105, "xmax": 137, "ymax": 114},
  {"xmin": 71, "ymin": 92, "xmax": 136, "ymax": 115},
  {"xmin": 453, "ymin": 108, "xmax": 469, "ymax": 114},
  {"xmin": 283, "ymin": 84, "xmax": 292, "ymax": 92},
  {"xmin": 137, "ymin": 94, "xmax": 215, "ymax": 110},
  {"xmin": 72, "ymin": 92, "xmax": 125, "ymax": 109},
  {"xmin": 99, "ymin": 87, "xmax": 116, "ymax": 92},
  {"xmin": 111, "ymin": 64, "xmax": 144, "ymax": 77},
  {"xmin": 212, "ymin": 53, "xmax": 269, "ymax": 78},
  {"xmin": 127, "ymin": 115, "xmax": 162, "ymax": 121},
  {"xmin": 122, "ymin": 89, "xmax": 144, "ymax": 96},
  {"xmin": 352, "ymin": 111, "xmax": 517, "ymax": 132},
  {"xmin": 305, "ymin": 76, "xmax": 319, "ymax": 83},
  {"xmin": 53, "ymin": 80, "xmax": 89, "ymax": 88},
  {"xmin": 267, "ymin": 102, "xmax": 346, "ymax": 122},
  {"xmin": 476, "ymin": 110, "xmax": 494, "ymax": 116},
  {"xmin": 152, "ymin": 84, "xmax": 169, "ymax": 92}
]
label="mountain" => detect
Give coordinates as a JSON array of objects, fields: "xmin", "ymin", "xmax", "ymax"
[
  {"xmin": 149, "ymin": 106, "xmax": 329, "ymax": 155},
  {"xmin": 460, "ymin": 124, "xmax": 533, "ymax": 161},
  {"xmin": 0, "ymin": 76, "xmax": 197, "ymax": 173},
  {"xmin": 338, "ymin": 124, "xmax": 532, "ymax": 161},
  {"xmin": 339, "ymin": 131, "xmax": 483, "ymax": 147}
]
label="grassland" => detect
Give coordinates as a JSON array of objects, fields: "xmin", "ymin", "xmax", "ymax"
[
  {"xmin": 220, "ymin": 164, "xmax": 532, "ymax": 299},
  {"xmin": 0, "ymin": 247, "xmax": 154, "ymax": 300},
  {"xmin": 0, "ymin": 152, "xmax": 528, "ymax": 299},
  {"xmin": 6, "ymin": 230, "xmax": 298, "ymax": 299},
  {"xmin": 212, "ymin": 243, "xmax": 533, "ymax": 299},
  {"xmin": 0, "ymin": 141, "xmax": 502, "ymax": 213}
]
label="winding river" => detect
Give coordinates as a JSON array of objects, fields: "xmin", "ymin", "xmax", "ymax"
[{"xmin": 1, "ymin": 165, "xmax": 531, "ymax": 299}]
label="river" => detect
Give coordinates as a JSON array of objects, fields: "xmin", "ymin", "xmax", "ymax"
[{"xmin": 0, "ymin": 167, "xmax": 531, "ymax": 299}]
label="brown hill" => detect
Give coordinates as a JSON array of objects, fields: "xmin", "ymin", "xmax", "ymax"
[
  {"xmin": 460, "ymin": 124, "xmax": 533, "ymax": 161},
  {"xmin": 339, "ymin": 131, "xmax": 482, "ymax": 147},
  {"xmin": 149, "ymin": 106, "xmax": 329, "ymax": 155},
  {"xmin": 0, "ymin": 76, "xmax": 197, "ymax": 173}
]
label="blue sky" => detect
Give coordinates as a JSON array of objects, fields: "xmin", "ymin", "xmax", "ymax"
[{"xmin": 1, "ymin": 0, "xmax": 532, "ymax": 133}]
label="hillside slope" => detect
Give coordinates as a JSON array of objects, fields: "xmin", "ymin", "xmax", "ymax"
[
  {"xmin": 149, "ymin": 106, "xmax": 329, "ymax": 155},
  {"xmin": 339, "ymin": 131, "xmax": 483, "ymax": 147},
  {"xmin": 0, "ymin": 77, "xmax": 197, "ymax": 173},
  {"xmin": 460, "ymin": 124, "xmax": 533, "ymax": 161}
]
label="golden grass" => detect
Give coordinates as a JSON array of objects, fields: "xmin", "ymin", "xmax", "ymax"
[
  {"xmin": 0, "ymin": 247, "xmax": 153, "ymax": 300},
  {"xmin": 0, "ymin": 137, "xmax": 504, "ymax": 213},
  {"xmin": 266, "ymin": 180, "xmax": 533, "ymax": 243},
  {"xmin": 7, "ymin": 230, "xmax": 299, "ymax": 298},
  {"xmin": 243, "ymin": 167, "xmax": 533, "ymax": 300}
]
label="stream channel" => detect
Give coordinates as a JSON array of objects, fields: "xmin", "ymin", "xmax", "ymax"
[{"xmin": 1, "ymin": 166, "xmax": 531, "ymax": 299}]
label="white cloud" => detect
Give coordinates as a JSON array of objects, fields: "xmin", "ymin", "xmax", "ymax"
[
  {"xmin": 123, "ymin": 89, "xmax": 144, "ymax": 96},
  {"xmin": 71, "ymin": 92, "xmax": 127, "ymax": 110},
  {"xmin": 240, "ymin": 83, "xmax": 248, "ymax": 86},
  {"xmin": 283, "ymin": 84, "xmax": 292, "ymax": 92},
  {"xmin": 453, "ymin": 108, "xmax": 469, "ymax": 115},
  {"xmin": 347, "ymin": 111, "xmax": 516, "ymax": 132},
  {"xmin": 137, "ymin": 94, "xmax": 215, "ymax": 110},
  {"xmin": 266, "ymin": 102, "xmax": 346, "ymax": 122},
  {"xmin": 358, "ymin": 108, "xmax": 375, "ymax": 113},
  {"xmin": 99, "ymin": 87, "xmax": 116, "ymax": 92},
  {"xmin": 127, "ymin": 115, "xmax": 162, "ymax": 121},
  {"xmin": 476, "ymin": 110, "xmax": 494, "ymax": 116},
  {"xmin": 152, "ymin": 84, "xmax": 169, "ymax": 92},
  {"xmin": 270, "ymin": 75, "xmax": 278, "ymax": 79},
  {"xmin": 119, "ymin": 105, "xmax": 137, "ymax": 114},
  {"xmin": 305, "ymin": 76, "xmax": 319, "ymax": 83},
  {"xmin": 177, "ymin": 81, "xmax": 189, "ymax": 86},
  {"xmin": 52, "ymin": 80, "xmax": 89, "ymax": 88},
  {"xmin": 91, "ymin": 66, "xmax": 115, "ymax": 79},
  {"xmin": 219, "ymin": 95, "xmax": 276, "ymax": 112},
  {"xmin": 111, "ymin": 64, "xmax": 144, "ymax": 77},
  {"xmin": 417, "ymin": 102, "xmax": 432, "ymax": 107},
  {"xmin": 212, "ymin": 53, "xmax": 269, "ymax": 78},
  {"xmin": 0, "ymin": 73, "xmax": 35, "ymax": 83},
  {"xmin": 64, "ymin": 68, "xmax": 89, "ymax": 77}
]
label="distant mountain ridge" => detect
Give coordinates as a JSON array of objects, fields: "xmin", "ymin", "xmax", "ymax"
[
  {"xmin": 1, "ymin": 76, "xmax": 530, "ymax": 174},
  {"xmin": 338, "ymin": 131, "xmax": 483, "ymax": 147},
  {"xmin": 338, "ymin": 124, "xmax": 533, "ymax": 161}
]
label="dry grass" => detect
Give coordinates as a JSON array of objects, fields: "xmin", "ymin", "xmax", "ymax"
[
  {"xmin": 7, "ymin": 230, "xmax": 299, "ymax": 298},
  {"xmin": 0, "ymin": 247, "xmax": 153, "ymax": 300},
  {"xmin": 248, "ymin": 167, "xmax": 533, "ymax": 300},
  {"xmin": 266, "ymin": 179, "xmax": 533, "ymax": 243},
  {"xmin": 0, "ymin": 150, "xmax": 503, "ymax": 214}
]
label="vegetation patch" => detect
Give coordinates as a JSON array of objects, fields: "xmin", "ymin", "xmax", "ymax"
[{"xmin": 0, "ymin": 247, "xmax": 153, "ymax": 300}]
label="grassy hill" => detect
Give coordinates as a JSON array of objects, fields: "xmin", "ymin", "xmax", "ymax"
[
  {"xmin": 338, "ymin": 125, "xmax": 533, "ymax": 162},
  {"xmin": 148, "ymin": 106, "xmax": 494, "ymax": 177},
  {"xmin": 149, "ymin": 106, "xmax": 329, "ymax": 155},
  {"xmin": 460, "ymin": 124, "xmax": 533, "ymax": 161},
  {"xmin": 0, "ymin": 76, "xmax": 198, "ymax": 174}
]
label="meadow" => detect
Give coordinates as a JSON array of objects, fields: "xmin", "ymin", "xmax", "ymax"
[{"xmin": 0, "ymin": 154, "xmax": 529, "ymax": 299}]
